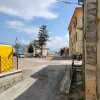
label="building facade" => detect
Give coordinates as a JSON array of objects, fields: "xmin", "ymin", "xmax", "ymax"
[{"xmin": 68, "ymin": 8, "xmax": 83, "ymax": 56}]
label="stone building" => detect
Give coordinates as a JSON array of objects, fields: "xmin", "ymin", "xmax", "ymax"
[
  {"xmin": 23, "ymin": 44, "xmax": 49, "ymax": 57},
  {"xmin": 68, "ymin": 7, "xmax": 83, "ymax": 56}
]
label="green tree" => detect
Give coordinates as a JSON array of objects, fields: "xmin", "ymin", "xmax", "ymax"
[
  {"xmin": 66, "ymin": 48, "xmax": 69, "ymax": 54},
  {"xmin": 32, "ymin": 40, "xmax": 39, "ymax": 55},
  {"xmin": 28, "ymin": 44, "xmax": 34, "ymax": 53},
  {"xmin": 38, "ymin": 25, "xmax": 49, "ymax": 55}
]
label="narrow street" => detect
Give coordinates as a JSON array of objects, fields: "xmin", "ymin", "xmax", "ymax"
[{"xmin": 0, "ymin": 56, "xmax": 72, "ymax": 100}]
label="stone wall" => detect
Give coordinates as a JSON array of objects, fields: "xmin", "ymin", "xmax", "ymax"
[
  {"xmin": 84, "ymin": 0, "xmax": 98, "ymax": 99},
  {"xmin": 97, "ymin": 0, "xmax": 100, "ymax": 99},
  {"xmin": 0, "ymin": 70, "xmax": 23, "ymax": 93}
]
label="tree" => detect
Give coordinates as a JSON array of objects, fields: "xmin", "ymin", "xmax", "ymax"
[
  {"xmin": 31, "ymin": 40, "xmax": 39, "ymax": 55},
  {"xmin": 66, "ymin": 48, "xmax": 69, "ymax": 54},
  {"xmin": 38, "ymin": 25, "xmax": 49, "ymax": 56},
  {"xmin": 32, "ymin": 40, "xmax": 39, "ymax": 49},
  {"xmin": 28, "ymin": 44, "xmax": 34, "ymax": 53}
]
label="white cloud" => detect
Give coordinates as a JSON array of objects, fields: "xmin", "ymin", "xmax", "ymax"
[
  {"xmin": 21, "ymin": 39, "xmax": 30, "ymax": 45},
  {"xmin": 0, "ymin": 0, "xmax": 58, "ymax": 20},
  {"xmin": 6, "ymin": 20, "xmax": 39, "ymax": 34},
  {"xmin": 47, "ymin": 33, "xmax": 69, "ymax": 50}
]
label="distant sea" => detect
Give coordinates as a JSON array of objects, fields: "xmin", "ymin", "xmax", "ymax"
[{"xmin": 18, "ymin": 45, "xmax": 25, "ymax": 54}]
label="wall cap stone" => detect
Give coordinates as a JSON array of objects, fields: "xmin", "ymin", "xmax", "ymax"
[{"xmin": 0, "ymin": 70, "xmax": 22, "ymax": 78}]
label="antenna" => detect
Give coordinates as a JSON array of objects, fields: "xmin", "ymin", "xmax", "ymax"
[{"xmin": 60, "ymin": 0, "xmax": 83, "ymax": 6}]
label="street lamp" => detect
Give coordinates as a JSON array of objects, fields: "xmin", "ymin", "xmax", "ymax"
[
  {"xmin": 15, "ymin": 37, "xmax": 20, "ymax": 55},
  {"xmin": 15, "ymin": 37, "xmax": 20, "ymax": 70}
]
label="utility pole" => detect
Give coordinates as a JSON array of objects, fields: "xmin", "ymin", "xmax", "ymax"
[{"xmin": 15, "ymin": 37, "xmax": 20, "ymax": 70}]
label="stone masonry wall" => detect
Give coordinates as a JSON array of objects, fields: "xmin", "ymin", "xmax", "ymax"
[
  {"xmin": 0, "ymin": 70, "xmax": 23, "ymax": 93},
  {"xmin": 84, "ymin": 0, "xmax": 98, "ymax": 99},
  {"xmin": 97, "ymin": 0, "xmax": 100, "ymax": 99}
]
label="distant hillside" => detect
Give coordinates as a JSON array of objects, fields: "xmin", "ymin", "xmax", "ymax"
[
  {"xmin": 0, "ymin": 43, "xmax": 13, "ymax": 45},
  {"xmin": 0, "ymin": 43, "xmax": 7, "ymax": 45}
]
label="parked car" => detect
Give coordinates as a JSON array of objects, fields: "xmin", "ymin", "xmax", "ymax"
[{"xmin": 18, "ymin": 54, "xmax": 24, "ymax": 58}]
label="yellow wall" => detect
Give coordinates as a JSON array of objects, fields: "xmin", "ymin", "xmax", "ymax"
[
  {"xmin": 0, "ymin": 44, "xmax": 13, "ymax": 72},
  {"xmin": 69, "ymin": 10, "xmax": 83, "ymax": 55}
]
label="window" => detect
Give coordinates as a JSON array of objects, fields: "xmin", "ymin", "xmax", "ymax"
[{"xmin": 74, "ymin": 18, "xmax": 77, "ymax": 28}]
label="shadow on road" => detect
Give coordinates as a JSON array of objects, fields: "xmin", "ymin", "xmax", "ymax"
[
  {"xmin": 51, "ymin": 56, "xmax": 70, "ymax": 60},
  {"xmin": 15, "ymin": 65, "xmax": 68, "ymax": 100}
]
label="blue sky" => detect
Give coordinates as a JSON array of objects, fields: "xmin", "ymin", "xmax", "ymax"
[{"xmin": 0, "ymin": 0, "xmax": 80, "ymax": 51}]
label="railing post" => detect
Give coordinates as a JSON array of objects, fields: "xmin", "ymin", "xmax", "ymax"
[
  {"xmin": 0, "ymin": 56, "xmax": 1, "ymax": 73},
  {"xmin": 17, "ymin": 49, "xmax": 18, "ymax": 70}
]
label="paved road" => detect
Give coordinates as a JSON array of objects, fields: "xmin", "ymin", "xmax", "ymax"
[
  {"xmin": 19, "ymin": 56, "xmax": 72, "ymax": 69},
  {"xmin": 18, "ymin": 56, "xmax": 72, "ymax": 77},
  {"xmin": 0, "ymin": 56, "xmax": 72, "ymax": 100}
]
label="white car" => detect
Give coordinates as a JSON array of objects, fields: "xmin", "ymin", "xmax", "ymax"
[{"xmin": 18, "ymin": 54, "xmax": 24, "ymax": 58}]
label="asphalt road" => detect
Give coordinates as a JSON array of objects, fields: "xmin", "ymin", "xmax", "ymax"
[
  {"xmin": 0, "ymin": 56, "xmax": 72, "ymax": 100},
  {"xmin": 19, "ymin": 56, "xmax": 72, "ymax": 69},
  {"xmin": 18, "ymin": 56, "xmax": 72, "ymax": 77}
]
